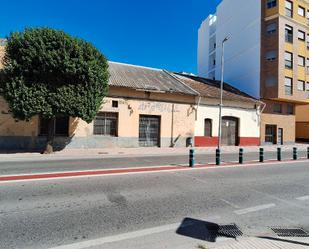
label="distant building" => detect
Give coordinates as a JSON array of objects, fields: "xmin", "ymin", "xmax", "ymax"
[{"xmin": 198, "ymin": 0, "xmax": 309, "ymax": 145}]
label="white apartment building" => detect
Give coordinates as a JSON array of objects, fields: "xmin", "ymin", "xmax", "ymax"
[{"xmin": 197, "ymin": 0, "xmax": 262, "ymax": 98}]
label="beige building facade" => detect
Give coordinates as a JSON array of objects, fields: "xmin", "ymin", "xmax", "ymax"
[
  {"xmin": 0, "ymin": 44, "xmax": 261, "ymax": 150},
  {"xmin": 0, "ymin": 61, "xmax": 198, "ymax": 150}
]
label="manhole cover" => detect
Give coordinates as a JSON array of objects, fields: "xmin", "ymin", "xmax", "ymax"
[
  {"xmin": 218, "ymin": 224, "xmax": 243, "ymax": 238},
  {"xmin": 271, "ymin": 227, "xmax": 309, "ymax": 237}
]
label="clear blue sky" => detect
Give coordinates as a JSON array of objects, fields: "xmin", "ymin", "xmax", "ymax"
[{"xmin": 0, "ymin": 0, "xmax": 221, "ymax": 74}]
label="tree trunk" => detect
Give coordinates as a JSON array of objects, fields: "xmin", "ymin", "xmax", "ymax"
[{"xmin": 43, "ymin": 117, "xmax": 56, "ymax": 154}]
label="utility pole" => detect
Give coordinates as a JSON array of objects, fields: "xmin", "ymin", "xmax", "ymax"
[{"xmin": 216, "ymin": 37, "xmax": 229, "ymax": 165}]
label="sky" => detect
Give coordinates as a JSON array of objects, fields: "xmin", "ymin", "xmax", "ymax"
[{"xmin": 0, "ymin": 0, "xmax": 221, "ymax": 74}]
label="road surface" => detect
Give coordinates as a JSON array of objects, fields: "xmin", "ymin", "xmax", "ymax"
[
  {"xmin": 0, "ymin": 150, "xmax": 307, "ymax": 175},
  {"xmin": 1, "ymin": 160, "xmax": 309, "ymax": 248}
]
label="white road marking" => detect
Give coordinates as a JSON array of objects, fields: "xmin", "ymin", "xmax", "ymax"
[
  {"xmin": 220, "ymin": 198, "xmax": 240, "ymax": 209},
  {"xmin": 296, "ymin": 195, "xmax": 309, "ymax": 201},
  {"xmin": 234, "ymin": 203, "xmax": 276, "ymax": 215}
]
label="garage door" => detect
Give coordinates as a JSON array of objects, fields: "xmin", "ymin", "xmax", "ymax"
[
  {"xmin": 139, "ymin": 115, "xmax": 161, "ymax": 147},
  {"xmin": 221, "ymin": 117, "xmax": 239, "ymax": 146}
]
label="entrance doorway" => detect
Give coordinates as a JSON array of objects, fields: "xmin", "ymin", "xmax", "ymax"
[
  {"xmin": 221, "ymin": 117, "xmax": 239, "ymax": 146},
  {"xmin": 139, "ymin": 115, "xmax": 161, "ymax": 147},
  {"xmin": 265, "ymin": 125, "xmax": 277, "ymax": 144}
]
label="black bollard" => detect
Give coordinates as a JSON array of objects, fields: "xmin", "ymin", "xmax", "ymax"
[
  {"xmin": 277, "ymin": 147, "xmax": 282, "ymax": 161},
  {"xmin": 216, "ymin": 149, "xmax": 221, "ymax": 165},
  {"xmin": 293, "ymin": 147, "xmax": 297, "ymax": 160},
  {"xmin": 189, "ymin": 149, "xmax": 195, "ymax": 167},
  {"xmin": 259, "ymin": 148, "xmax": 264, "ymax": 163},
  {"xmin": 307, "ymin": 147, "xmax": 309, "ymax": 159},
  {"xmin": 239, "ymin": 148, "xmax": 244, "ymax": 164}
]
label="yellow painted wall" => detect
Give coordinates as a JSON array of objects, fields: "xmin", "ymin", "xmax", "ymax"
[
  {"xmin": 261, "ymin": 112, "xmax": 296, "ymax": 143},
  {"xmin": 279, "ymin": 0, "xmax": 309, "ymax": 25},
  {"xmin": 296, "ymin": 104, "xmax": 309, "ymax": 121},
  {"xmin": 0, "ymin": 97, "xmax": 39, "ymax": 137}
]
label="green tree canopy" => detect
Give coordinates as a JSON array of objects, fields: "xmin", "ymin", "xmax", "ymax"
[
  {"xmin": 0, "ymin": 28, "xmax": 109, "ymax": 152},
  {"xmin": 0, "ymin": 27, "xmax": 109, "ymax": 123}
]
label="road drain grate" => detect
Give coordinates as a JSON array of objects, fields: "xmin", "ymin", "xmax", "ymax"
[
  {"xmin": 218, "ymin": 224, "xmax": 243, "ymax": 238},
  {"xmin": 271, "ymin": 227, "xmax": 309, "ymax": 237}
]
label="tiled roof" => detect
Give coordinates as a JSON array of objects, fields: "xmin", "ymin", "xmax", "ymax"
[
  {"xmin": 108, "ymin": 62, "xmax": 198, "ymax": 96},
  {"xmin": 173, "ymin": 73, "xmax": 258, "ymax": 103}
]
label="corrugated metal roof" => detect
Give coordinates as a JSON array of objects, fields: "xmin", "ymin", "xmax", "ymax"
[
  {"xmin": 108, "ymin": 62, "xmax": 198, "ymax": 96},
  {"xmin": 173, "ymin": 73, "xmax": 258, "ymax": 103}
]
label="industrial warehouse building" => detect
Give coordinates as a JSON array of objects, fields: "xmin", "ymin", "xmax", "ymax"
[{"xmin": 0, "ymin": 59, "xmax": 262, "ymax": 151}]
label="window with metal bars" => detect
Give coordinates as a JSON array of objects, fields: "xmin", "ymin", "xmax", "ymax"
[{"xmin": 93, "ymin": 112, "xmax": 118, "ymax": 136}]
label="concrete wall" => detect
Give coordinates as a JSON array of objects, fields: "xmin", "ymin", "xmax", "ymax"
[
  {"xmin": 0, "ymin": 87, "xmax": 196, "ymax": 150},
  {"xmin": 198, "ymin": 0, "xmax": 262, "ymax": 98},
  {"xmin": 194, "ymin": 98, "xmax": 260, "ymax": 146}
]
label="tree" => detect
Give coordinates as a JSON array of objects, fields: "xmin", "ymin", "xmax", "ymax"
[{"xmin": 0, "ymin": 28, "xmax": 109, "ymax": 153}]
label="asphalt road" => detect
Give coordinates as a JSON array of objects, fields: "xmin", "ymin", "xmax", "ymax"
[
  {"xmin": 0, "ymin": 150, "xmax": 307, "ymax": 175},
  {"xmin": 1, "ymin": 160, "xmax": 309, "ymax": 249}
]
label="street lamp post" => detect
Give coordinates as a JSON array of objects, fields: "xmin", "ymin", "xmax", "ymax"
[{"xmin": 217, "ymin": 37, "xmax": 229, "ymax": 165}]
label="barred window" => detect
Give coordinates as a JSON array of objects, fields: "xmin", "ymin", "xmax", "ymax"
[{"xmin": 93, "ymin": 112, "xmax": 118, "ymax": 136}]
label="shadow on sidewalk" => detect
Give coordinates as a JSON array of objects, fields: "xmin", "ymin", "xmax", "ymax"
[
  {"xmin": 176, "ymin": 217, "xmax": 241, "ymax": 242},
  {"xmin": 258, "ymin": 236, "xmax": 309, "ymax": 247}
]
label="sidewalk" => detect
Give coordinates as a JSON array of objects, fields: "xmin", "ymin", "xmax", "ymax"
[
  {"xmin": 0, "ymin": 143, "xmax": 308, "ymax": 162},
  {"xmin": 204, "ymin": 236, "xmax": 309, "ymax": 249}
]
